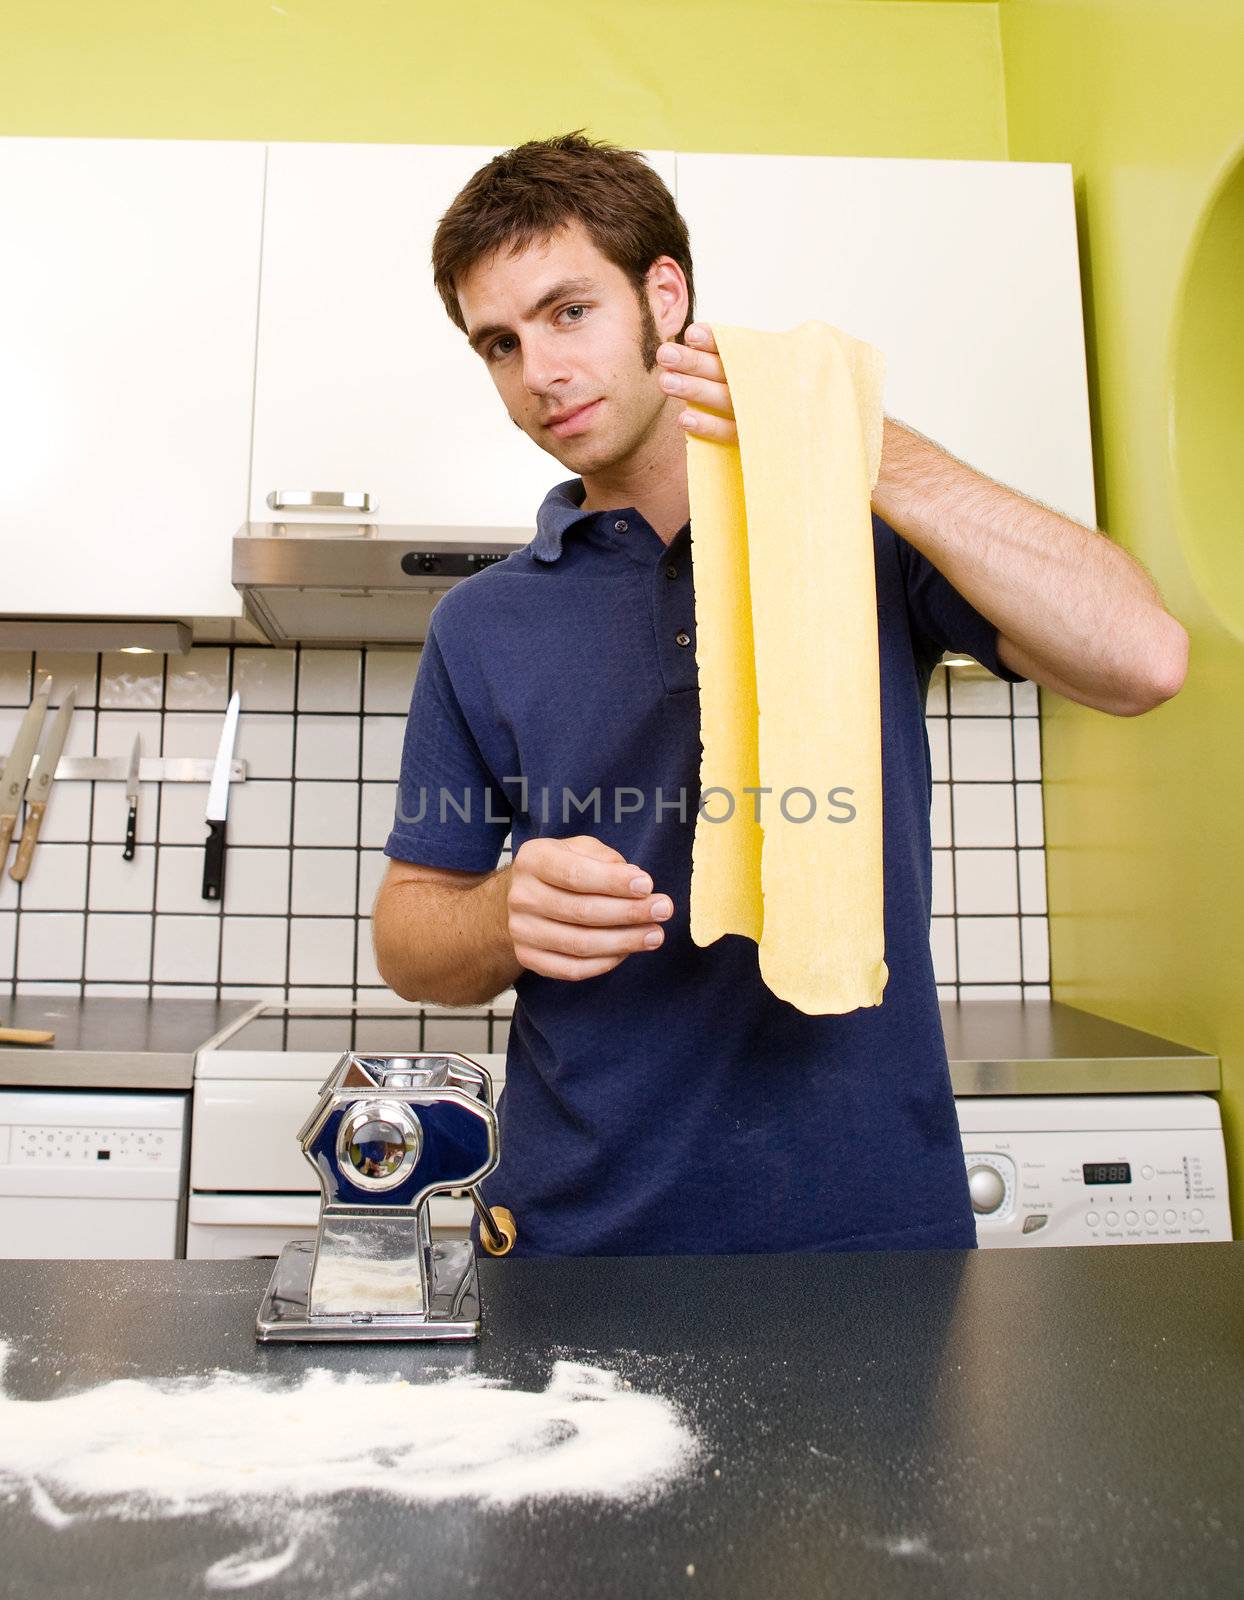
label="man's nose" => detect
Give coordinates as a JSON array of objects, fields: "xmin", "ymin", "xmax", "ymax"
[{"xmin": 521, "ymin": 335, "xmax": 571, "ymax": 395}]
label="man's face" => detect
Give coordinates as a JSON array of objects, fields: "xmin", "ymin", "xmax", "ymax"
[{"xmin": 456, "ymin": 219, "xmax": 682, "ymax": 473}]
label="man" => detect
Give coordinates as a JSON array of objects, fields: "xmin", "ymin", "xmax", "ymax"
[{"xmin": 373, "ymin": 131, "xmax": 1187, "ymax": 1257}]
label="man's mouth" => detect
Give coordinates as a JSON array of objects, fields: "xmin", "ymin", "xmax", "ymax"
[{"xmin": 546, "ymin": 400, "xmax": 602, "ymax": 437}]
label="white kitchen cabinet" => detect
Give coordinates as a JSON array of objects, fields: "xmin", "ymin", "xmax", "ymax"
[
  {"xmin": 0, "ymin": 138, "xmax": 263, "ymax": 618},
  {"xmin": 673, "ymin": 152, "xmax": 1097, "ymax": 526},
  {"xmin": 249, "ymin": 143, "xmax": 678, "ymax": 535}
]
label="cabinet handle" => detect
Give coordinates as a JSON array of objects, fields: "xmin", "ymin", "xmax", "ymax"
[{"xmin": 265, "ymin": 490, "xmax": 376, "ymax": 512}]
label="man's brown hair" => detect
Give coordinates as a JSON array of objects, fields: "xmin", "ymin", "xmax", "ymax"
[{"xmin": 431, "ymin": 130, "xmax": 696, "ymax": 346}]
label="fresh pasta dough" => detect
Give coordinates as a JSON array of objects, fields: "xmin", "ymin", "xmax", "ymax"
[{"xmin": 686, "ymin": 320, "xmax": 889, "ymax": 1015}]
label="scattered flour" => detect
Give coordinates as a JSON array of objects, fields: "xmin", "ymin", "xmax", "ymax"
[{"xmin": 0, "ymin": 1339, "xmax": 698, "ymax": 1587}]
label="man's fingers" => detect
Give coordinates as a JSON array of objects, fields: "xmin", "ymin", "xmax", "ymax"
[
  {"xmin": 520, "ymin": 836, "xmax": 655, "ymax": 898},
  {"xmin": 514, "ymin": 880, "xmax": 673, "ymax": 928},
  {"xmin": 660, "ymin": 369, "xmax": 734, "ymax": 418},
  {"xmin": 511, "ymin": 912, "xmax": 666, "ymax": 961},
  {"xmin": 680, "ymin": 409, "xmax": 739, "ymax": 445},
  {"xmin": 514, "ymin": 948, "xmax": 626, "ymax": 983}
]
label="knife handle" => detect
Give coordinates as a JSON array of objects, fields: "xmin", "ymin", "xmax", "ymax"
[
  {"xmin": 0, "ymin": 813, "xmax": 15, "ymax": 875},
  {"xmin": 123, "ymin": 802, "xmax": 137, "ymax": 861},
  {"xmin": 9, "ymin": 802, "xmax": 46, "ymax": 882},
  {"xmin": 202, "ymin": 817, "xmax": 226, "ymax": 901}
]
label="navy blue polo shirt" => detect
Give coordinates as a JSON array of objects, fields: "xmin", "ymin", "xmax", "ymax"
[{"xmin": 385, "ymin": 475, "xmax": 1024, "ymax": 1256}]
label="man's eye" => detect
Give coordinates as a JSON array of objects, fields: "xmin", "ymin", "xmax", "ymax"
[
  {"xmin": 563, "ymin": 304, "xmax": 587, "ymax": 321},
  {"xmin": 489, "ymin": 337, "xmax": 516, "ymax": 361}
]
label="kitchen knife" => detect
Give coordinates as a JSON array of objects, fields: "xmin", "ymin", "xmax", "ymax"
[
  {"xmin": 0, "ymin": 677, "xmax": 51, "ymax": 875},
  {"xmin": 10, "ymin": 687, "xmax": 76, "ymax": 883},
  {"xmin": 122, "ymin": 735, "xmax": 141, "ymax": 860},
  {"xmin": 202, "ymin": 690, "xmax": 240, "ymax": 901}
]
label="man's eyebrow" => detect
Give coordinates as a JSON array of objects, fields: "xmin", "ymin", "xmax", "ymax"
[{"xmin": 466, "ymin": 277, "xmax": 598, "ymax": 354}]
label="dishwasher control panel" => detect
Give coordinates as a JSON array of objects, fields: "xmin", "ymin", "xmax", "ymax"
[
  {"xmin": 955, "ymin": 1095, "xmax": 1231, "ymax": 1247},
  {"xmin": 6, "ymin": 1124, "xmax": 180, "ymax": 1168}
]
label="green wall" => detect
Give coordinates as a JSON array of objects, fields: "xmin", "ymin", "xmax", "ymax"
[
  {"xmin": 1001, "ymin": 0, "xmax": 1244, "ymax": 1236},
  {"xmin": 0, "ymin": 1, "xmax": 1006, "ymax": 157},
  {"xmin": 4, "ymin": 1, "xmax": 1241, "ymax": 1231}
]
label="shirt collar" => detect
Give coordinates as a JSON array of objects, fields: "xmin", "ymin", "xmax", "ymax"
[
  {"xmin": 532, "ymin": 477, "xmax": 593, "ymax": 563},
  {"xmin": 532, "ymin": 476, "xmax": 691, "ymax": 562}
]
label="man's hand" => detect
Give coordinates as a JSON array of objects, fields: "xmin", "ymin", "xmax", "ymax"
[
  {"xmin": 507, "ymin": 835, "xmax": 673, "ymax": 982},
  {"xmin": 657, "ymin": 324, "xmax": 738, "ymax": 446}
]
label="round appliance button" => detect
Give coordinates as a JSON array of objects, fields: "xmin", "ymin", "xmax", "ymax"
[
  {"xmin": 1144, "ymin": 1211, "xmax": 1158, "ymax": 1226},
  {"xmin": 1125, "ymin": 1210, "xmax": 1138, "ymax": 1225},
  {"xmin": 1085, "ymin": 1211, "xmax": 1100, "ymax": 1227},
  {"xmin": 967, "ymin": 1164, "xmax": 1006, "ymax": 1215},
  {"xmin": 1163, "ymin": 1209, "xmax": 1177, "ymax": 1224},
  {"xmin": 1141, "ymin": 1165, "xmax": 1155, "ymax": 1180},
  {"xmin": 1106, "ymin": 1211, "xmax": 1120, "ymax": 1226},
  {"xmin": 1190, "ymin": 1208, "xmax": 1204, "ymax": 1224}
]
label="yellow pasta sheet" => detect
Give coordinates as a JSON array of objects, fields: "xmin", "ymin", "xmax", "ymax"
[{"xmin": 686, "ymin": 320, "xmax": 889, "ymax": 1015}]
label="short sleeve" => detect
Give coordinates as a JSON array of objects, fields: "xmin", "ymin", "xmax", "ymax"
[
  {"xmin": 890, "ymin": 515, "xmax": 1025, "ymax": 684},
  {"xmin": 384, "ymin": 622, "xmax": 513, "ymax": 871}
]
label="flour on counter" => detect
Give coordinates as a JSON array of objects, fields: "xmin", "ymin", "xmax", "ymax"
[{"xmin": 0, "ymin": 1342, "xmax": 696, "ymax": 1523}]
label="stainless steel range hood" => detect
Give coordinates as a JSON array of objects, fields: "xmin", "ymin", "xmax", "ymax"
[{"xmin": 232, "ymin": 522, "xmax": 531, "ymax": 645}]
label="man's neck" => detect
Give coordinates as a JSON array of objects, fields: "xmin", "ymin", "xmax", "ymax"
[{"xmin": 579, "ymin": 413, "xmax": 690, "ymax": 545}]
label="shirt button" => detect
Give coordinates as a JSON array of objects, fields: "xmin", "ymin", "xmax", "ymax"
[
  {"xmin": 665, "ymin": 563, "xmax": 678, "ymax": 579},
  {"xmin": 675, "ymin": 630, "xmax": 691, "ymax": 647},
  {"xmin": 614, "ymin": 519, "xmax": 628, "ymax": 533}
]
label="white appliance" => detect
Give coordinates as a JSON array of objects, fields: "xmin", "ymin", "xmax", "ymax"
[
  {"xmin": 188, "ymin": 1009, "xmax": 504, "ymax": 1260},
  {"xmin": 191, "ymin": 1009, "xmax": 1232, "ymax": 1259},
  {"xmin": 0, "ymin": 1089, "xmax": 189, "ymax": 1258},
  {"xmin": 958, "ymin": 1095, "xmax": 1231, "ymax": 1247}
]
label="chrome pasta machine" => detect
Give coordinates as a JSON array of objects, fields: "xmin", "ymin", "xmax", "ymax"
[{"xmin": 256, "ymin": 1051, "xmax": 516, "ymax": 1342}]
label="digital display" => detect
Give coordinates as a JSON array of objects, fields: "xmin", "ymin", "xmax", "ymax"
[{"xmin": 1083, "ymin": 1162, "xmax": 1131, "ymax": 1186}]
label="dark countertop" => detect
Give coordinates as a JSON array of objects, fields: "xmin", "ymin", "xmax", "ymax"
[
  {"xmin": 0, "ymin": 1246, "xmax": 1240, "ymax": 1600},
  {"xmin": 0, "ymin": 996, "xmax": 256, "ymax": 1089}
]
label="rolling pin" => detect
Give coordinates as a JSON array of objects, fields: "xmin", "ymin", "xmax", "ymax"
[{"xmin": 0, "ymin": 1027, "xmax": 55, "ymax": 1046}]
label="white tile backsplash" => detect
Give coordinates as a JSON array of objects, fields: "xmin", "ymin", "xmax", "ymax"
[
  {"xmin": 295, "ymin": 715, "xmax": 359, "ymax": 781},
  {"xmin": 233, "ymin": 647, "xmax": 295, "ymax": 712},
  {"xmin": 957, "ymin": 916, "xmax": 1023, "ymax": 983},
  {"xmin": 364, "ymin": 650, "xmax": 420, "ymax": 714},
  {"xmin": 99, "ymin": 652, "xmax": 163, "ymax": 709},
  {"xmin": 229, "ymin": 781, "xmax": 293, "ymax": 847},
  {"xmin": 162, "ymin": 712, "xmax": 225, "ymax": 760},
  {"xmin": 288, "ymin": 916, "xmax": 355, "ymax": 985},
  {"xmin": 155, "ymin": 847, "xmax": 221, "ymax": 916},
  {"xmin": 298, "ymin": 650, "xmax": 361, "ymax": 713},
  {"xmin": 290, "ymin": 848, "xmax": 357, "ymax": 916},
  {"xmin": 294, "ymin": 781, "xmax": 358, "ymax": 847},
  {"xmin": 17, "ymin": 844, "xmax": 89, "ymax": 911},
  {"xmin": 89, "ymin": 845, "xmax": 157, "ymax": 912},
  {"xmin": 40, "ymin": 781, "xmax": 94, "ymax": 845},
  {"xmin": 222, "ymin": 848, "xmax": 291, "ymax": 916},
  {"xmin": 220, "ymin": 916, "xmax": 288, "ymax": 986},
  {"xmin": 16, "ymin": 912, "xmax": 85, "ymax": 981},
  {"xmin": 954, "ymin": 849, "xmax": 1020, "ymax": 916},
  {"xmin": 0, "ymin": 648, "xmax": 1048, "ymax": 1003},
  {"xmin": 35, "ymin": 652, "xmax": 98, "ymax": 707},
  {"xmin": 951, "ymin": 783, "xmax": 1016, "ymax": 848},
  {"xmin": 153, "ymin": 915, "xmax": 221, "ymax": 983},
  {"xmin": 950, "ymin": 718, "xmax": 1014, "ymax": 782},
  {"xmin": 233, "ymin": 713, "xmax": 294, "ymax": 780},
  {"xmin": 362, "ymin": 717, "xmax": 406, "ymax": 782},
  {"xmin": 165, "ymin": 647, "xmax": 229, "ymax": 711},
  {"xmin": 84, "ymin": 913, "xmax": 152, "ymax": 982}
]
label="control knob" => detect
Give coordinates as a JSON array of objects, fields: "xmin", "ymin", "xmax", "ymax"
[{"xmin": 967, "ymin": 1163, "xmax": 1007, "ymax": 1215}]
